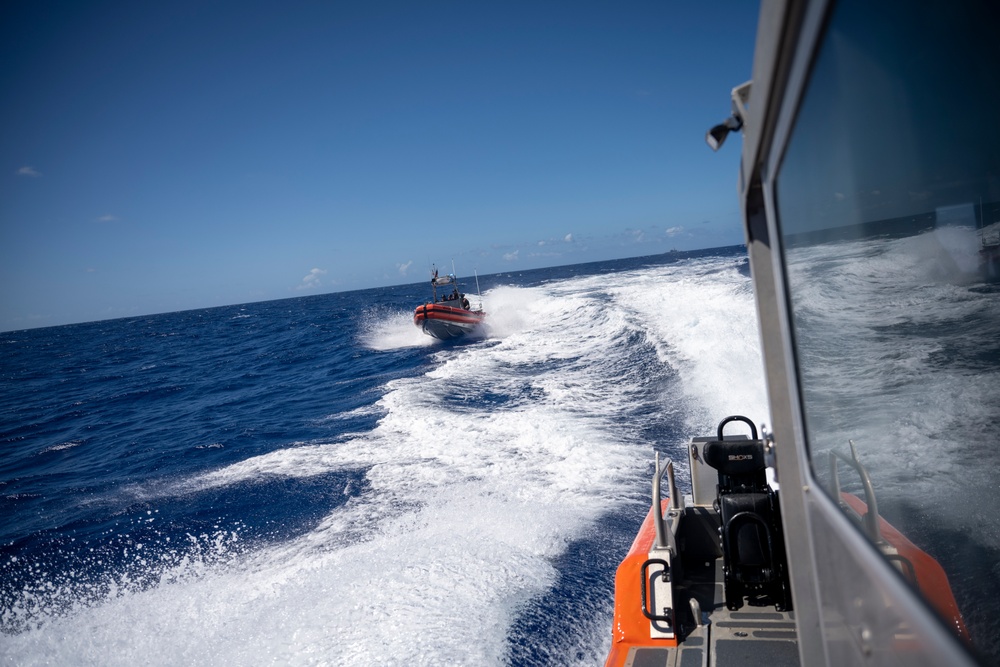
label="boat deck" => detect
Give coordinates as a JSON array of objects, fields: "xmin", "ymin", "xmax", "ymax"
[{"xmin": 618, "ymin": 504, "xmax": 799, "ymax": 667}]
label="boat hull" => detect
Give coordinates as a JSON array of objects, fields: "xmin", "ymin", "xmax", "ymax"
[
  {"xmin": 413, "ymin": 303, "xmax": 485, "ymax": 340},
  {"xmin": 605, "ymin": 499, "xmax": 678, "ymax": 667}
]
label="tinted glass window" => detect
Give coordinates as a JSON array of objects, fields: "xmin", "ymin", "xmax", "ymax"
[{"xmin": 775, "ymin": 0, "xmax": 1000, "ymax": 661}]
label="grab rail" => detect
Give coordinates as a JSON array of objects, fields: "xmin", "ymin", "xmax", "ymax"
[
  {"xmin": 652, "ymin": 453, "xmax": 680, "ymax": 553},
  {"xmin": 828, "ymin": 440, "xmax": 881, "ymax": 543}
]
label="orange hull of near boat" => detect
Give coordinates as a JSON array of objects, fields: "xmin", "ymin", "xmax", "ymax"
[
  {"xmin": 605, "ymin": 499, "xmax": 677, "ymax": 667},
  {"xmin": 839, "ymin": 494, "xmax": 970, "ymax": 645}
]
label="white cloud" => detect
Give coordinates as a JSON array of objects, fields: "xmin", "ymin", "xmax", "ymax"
[
  {"xmin": 296, "ymin": 268, "xmax": 327, "ymax": 290},
  {"xmin": 503, "ymin": 250, "xmax": 519, "ymax": 262},
  {"xmin": 564, "ymin": 233, "xmax": 574, "ymax": 242},
  {"xmin": 17, "ymin": 166, "xmax": 40, "ymax": 177},
  {"xmin": 97, "ymin": 214, "xmax": 118, "ymax": 222},
  {"xmin": 397, "ymin": 260, "xmax": 413, "ymax": 276},
  {"xmin": 665, "ymin": 226, "xmax": 684, "ymax": 237}
]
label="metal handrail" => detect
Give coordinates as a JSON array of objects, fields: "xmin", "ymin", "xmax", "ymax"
[
  {"xmin": 652, "ymin": 453, "xmax": 680, "ymax": 554},
  {"xmin": 828, "ymin": 441, "xmax": 881, "ymax": 543}
]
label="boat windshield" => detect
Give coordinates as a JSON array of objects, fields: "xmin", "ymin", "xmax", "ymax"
[{"xmin": 774, "ymin": 0, "xmax": 1000, "ymax": 661}]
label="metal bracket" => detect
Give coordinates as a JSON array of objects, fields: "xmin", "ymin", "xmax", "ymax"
[{"xmin": 762, "ymin": 423, "xmax": 777, "ymax": 479}]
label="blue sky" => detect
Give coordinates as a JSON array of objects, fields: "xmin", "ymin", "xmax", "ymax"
[{"xmin": 1, "ymin": 1, "xmax": 759, "ymax": 331}]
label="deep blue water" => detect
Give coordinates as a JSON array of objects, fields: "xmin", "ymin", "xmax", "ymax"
[{"xmin": 2, "ymin": 249, "xmax": 763, "ymax": 665}]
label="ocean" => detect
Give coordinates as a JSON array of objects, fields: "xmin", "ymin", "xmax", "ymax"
[
  {"xmin": 0, "ymin": 247, "xmax": 764, "ymax": 665},
  {"xmin": 5, "ymin": 241, "xmax": 995, "ymax": 666}
]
